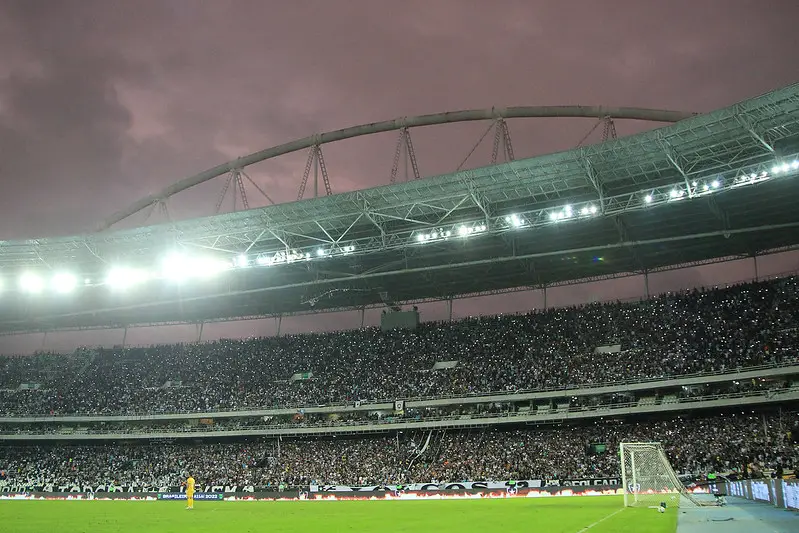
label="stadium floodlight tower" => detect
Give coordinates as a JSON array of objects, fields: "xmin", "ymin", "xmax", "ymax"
[{"xmin": 620, "ymin": 442, "xmax": 712, "ymax": 509}]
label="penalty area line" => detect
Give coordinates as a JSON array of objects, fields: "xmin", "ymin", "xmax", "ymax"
[{"xmin": 575, "ymin": 507, "xmax": 625, "ymax": 533}]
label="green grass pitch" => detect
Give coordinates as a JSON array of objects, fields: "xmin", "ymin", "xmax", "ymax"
[{"xmin": 1, "ymin": 495, "xmax": 677, "ymax": 533}]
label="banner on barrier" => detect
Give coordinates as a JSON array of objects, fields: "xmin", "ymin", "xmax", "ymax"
[
  {"xmin": 157, "ymin": 493, "xmax": 224, "ymax": 501},
  {"xmin": 309, "ymin": 478, "xmax": 620, "ymax": 492},
  {"xmin": 0, "ymin": 483, "xmax": 257, "ymax": 494},
  {"xmin": 783, "ymin": 480, "xmax": 799, "ymax": 510},
  {"xmin": 0, "ymin": 477, "xmax": 620, "ymax": 494}
]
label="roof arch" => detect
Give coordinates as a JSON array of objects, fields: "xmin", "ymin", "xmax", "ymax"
[{"xmin": 98, "ymin": 105, "xmax": 697, "ymax": 230}]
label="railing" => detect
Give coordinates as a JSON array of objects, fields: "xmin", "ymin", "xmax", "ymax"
[
  {"xmin": 727, "ymin": 478, "xmax": 799, "ymax": 510},
  {"xmin": 1, "ymin": 387, "xmax": 796, "ymax": 439},
  {"xmin": 1, "ymin": 358, "xmax": 796, "ymax": 421}
]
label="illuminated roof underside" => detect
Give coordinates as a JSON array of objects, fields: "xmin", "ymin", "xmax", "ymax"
[{"xmin": 0, "ymin": 83, "xmax": 798, "ymax": 333}]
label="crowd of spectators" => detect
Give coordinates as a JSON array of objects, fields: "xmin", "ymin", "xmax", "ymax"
[
  {"xmin": 1, "ymin": 377, "xmax": 793, "ymax": 437},
  {"xmin": 0, "ymin": 277, "xmax": 797, "ymax": 415},
  {"xmin": 1, "ymin": 411, "xmax": 796, "ymax": 489}
]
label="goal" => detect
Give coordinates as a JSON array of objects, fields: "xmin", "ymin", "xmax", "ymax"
[{"xmin": 620, "ymin": 442, "xmax": 712, "ymax": 508}]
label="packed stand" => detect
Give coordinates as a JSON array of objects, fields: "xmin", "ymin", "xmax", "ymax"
[
  {"xmin": 1, "ymin": 277, "xmax": 798, "ymax": 416},
  {"xmin": 1, "ymin": 377, "xmax": 794, "ymax": 437},
  {"xmin": 0, "ymin": 411, "xmax": 796, "ymax": 489}
]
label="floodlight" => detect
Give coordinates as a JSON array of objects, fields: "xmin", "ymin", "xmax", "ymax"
[
  {"xmin": 316, "ymin": 248, "xmax": 326, "ymax": 257},
  {"xmin": 644, "ymin": 195, "xmax": 653, "ymax": 203},
  {"xmin": 161, "ymin": 254, "xmax": 230, "ymax": 280},
  {"xmin": 711, "ymin": 180, "xmax": 720, "ymax": 188},
  {"xmin": 192, "ymin": 258, "xmax": 230, "ymax": 279},
  {"xmin": 233, "ymin": 254, "xmax": 249, "ymax": 268},
  {"xmin": 105, "ymin": 267, "xmax": 148, "ymax": 290},
  {"xmin": 792, "ymin": 160, "xmax": 799, "ymax": 169},
  {"xmin": 19, "ymin": 273, "xmax": 44, "ymax": 294},
  {"xmin": 161, "ymin": 254, "xmax": 188, "ymax": 281},
  {"xmin": 51, "ymin": 273, "xmax": 78, "ymax": 294},
  {"xmin": 589, "ymin": 205, "xmax": 597, "ymax": 214}
]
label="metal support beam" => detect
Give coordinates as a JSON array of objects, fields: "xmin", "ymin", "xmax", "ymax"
[
  {"xmin": 215, "ymin": 172, "xmax": 234, "ymax": 214},
  {"xmin": 735, "ymin": 110, "xmax": 774, "ymax": 152},
  {"xmin": 613, "ymin": 215, "xmax": 646, "ymax": 273},
  {"xmin": 389, "ymin": 126, "xmax": 421, "ymax": 184},
  {"xmin": 379, "ymin": 291, "xmax": 402, "ymax": 312},
  {"xmin": 10, "ymin": 222, "xmax": 799, "ymax": 330},
  {"xmin": 707, "ymin": 195, "xmax": 731, "ymax": 232},
  {"xmin": 99, "ymin": 105, "xmax": 697, "ymax": 230},
  {"xmin": 580, "ymin": 150, "xmax": 606, "ymax": 213},
  {"xmin": 234, "ymin": 170, "xmax": 249, "ymax": 210},
  {"xmin": 298, "ymin": 143, "xmax": 332, "ymax": 200},
  {"xmin": 602, "ymin": 116, "xmax": 617, "ymax": 142},
  {"xmin": 491, "ymin": 118, "xmax": 515, "ymax": 164},
  {"xmin": 469, "ymin": 189, "xmax": 491, "ymax": 228},
  {"xmin": 241, "ymin": 170, "xmax": 275, "ymax": 205},
  {"xmin": 214, "ymin": 170, "xmax": 250, "ymax": 213},
  {"xmin": 660, "ymin": 138, "xmax": 694, "ymax": 198}
]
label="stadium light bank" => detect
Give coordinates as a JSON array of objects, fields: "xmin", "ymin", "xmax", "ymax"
[{"xmin": 1, "ymin": 157, "xmax": 797, "ymax": 299}]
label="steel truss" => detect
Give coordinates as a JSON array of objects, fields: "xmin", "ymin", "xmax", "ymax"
[
  {"xmin": 98, "ymin": 106, "xmax": 699, "ymax": 231},
  {"xmin": 2, "ymin": 84, "xmax": 797, "ymax": 271},
  {"xmin": 2, "ymin": 245, "xmax": 795, "ymax": 337},
  {"xmin": 0, "ymin": 84, "xmax": 798, "ymax": 332},
  {"xmin": 1, "ymin": 228, "xmax": 797, "ymax": 335}
]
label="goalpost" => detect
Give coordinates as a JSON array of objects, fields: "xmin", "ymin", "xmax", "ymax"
[{"xmin": 620, "ymin": 442, "xmax": 713, "ymax": 508}]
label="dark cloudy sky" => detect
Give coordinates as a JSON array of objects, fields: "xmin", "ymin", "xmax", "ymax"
[{"xmin": 1, "ymin": 0, "xmax": 799, "ymax": 353}]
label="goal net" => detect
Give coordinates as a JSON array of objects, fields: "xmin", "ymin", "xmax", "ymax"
[{"xmin": 620, "ymin": 442, "xmax": 712, "ymax": 508}]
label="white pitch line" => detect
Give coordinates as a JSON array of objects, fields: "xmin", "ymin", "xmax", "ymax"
[{"xmin": 575, "ymin": 507, "xmax": 625, "ymax": 533}]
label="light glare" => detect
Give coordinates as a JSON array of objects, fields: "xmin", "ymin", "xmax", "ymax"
[
  {"xmin": 51, "ymin": 273, "xmax": 78, "ymax": 294},
  {"xmin": 106, "ymin": 267, "xmax": 148, "ymax": 290},
  {"xmin": 19, "ymin": 273, "xmax": 45, "ymax": 294}
]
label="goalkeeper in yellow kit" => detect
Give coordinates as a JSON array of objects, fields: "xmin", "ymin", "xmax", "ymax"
[{"xmin": 185, "ymin": 475, "xmax": 195, "ymax": 510}]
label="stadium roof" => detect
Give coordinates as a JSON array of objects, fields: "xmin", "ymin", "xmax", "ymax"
[{"xmin": 0, "ymin": 83, "xmax": 798, "ymax": 333}]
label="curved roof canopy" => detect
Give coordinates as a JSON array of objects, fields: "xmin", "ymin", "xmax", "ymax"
[
  {"xmin": 98, "ymin": 106, "xmax": 697, "ymax": 230},
  {"xmin": 0, "ymin": 83, "xmax": 798, "ymax": 334}
]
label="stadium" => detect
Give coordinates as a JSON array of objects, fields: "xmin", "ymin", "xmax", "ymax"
[{"xmin": 1, "ymin": 81, "xmax": 799, "ymax": 533}]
